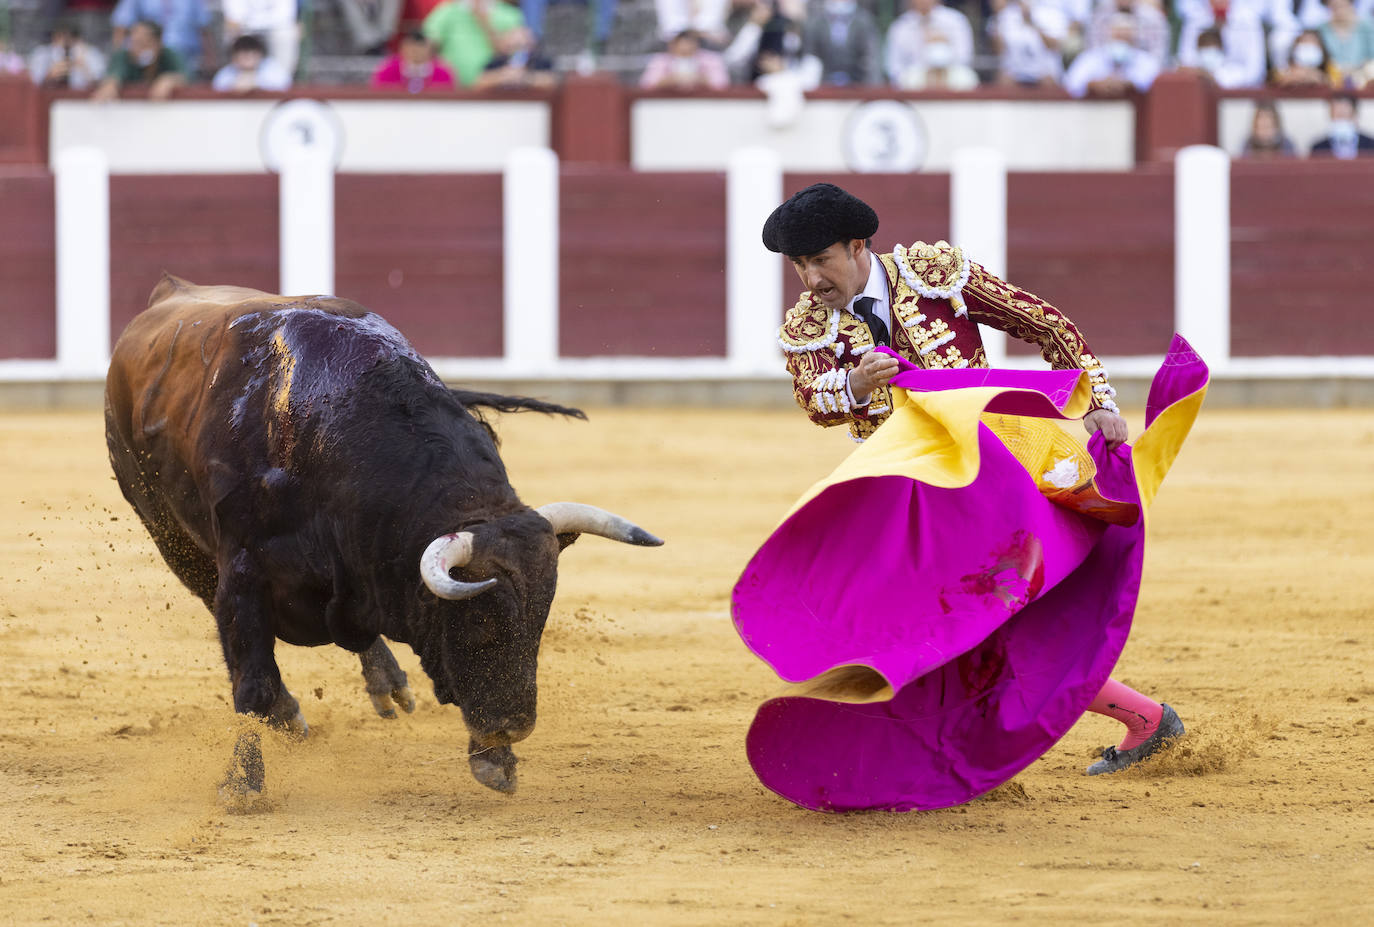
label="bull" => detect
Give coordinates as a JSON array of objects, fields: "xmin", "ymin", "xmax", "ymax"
[{"xmin": 104, "ymin": 275, "xmax": 661, "ymax": 804}]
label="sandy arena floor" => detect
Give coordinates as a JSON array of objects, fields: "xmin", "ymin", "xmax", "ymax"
[{"xmin": 1, "ymin": 403, "xmax": 1371, "ymax": 925}]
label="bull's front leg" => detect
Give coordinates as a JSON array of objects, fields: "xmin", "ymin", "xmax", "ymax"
[
  {"xmin": 358, "ymin": 637, "xmax": 416, "ymax": 719},
  {"xmin": 468, "ymin": 738, "xmax": 518, "ymax": 794},
  {"xmin": 214, "ymin": 549, "xmax": 306, "ymax": 808}
]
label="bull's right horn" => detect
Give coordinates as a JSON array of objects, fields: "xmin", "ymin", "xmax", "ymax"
[
  {"xmin": 535, "ymin": 502, "xmax": 664, "ymax": 547},
  {"xmin": 420, "ymin": 533, "xmax": 498, "ymax": 600}
]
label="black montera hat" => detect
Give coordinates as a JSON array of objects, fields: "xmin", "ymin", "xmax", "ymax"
[{"xmin": 761, "ymin": 183, "xmax": 879, "ymax": 257}]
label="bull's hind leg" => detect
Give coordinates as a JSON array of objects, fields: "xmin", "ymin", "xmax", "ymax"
[
  {"xmin": 359, "ymin": 638, "xmax": 416, "ymax": 719},
  {"xmin": 214, "ymin": 548, "xmax": 306, "ymax": 807}
]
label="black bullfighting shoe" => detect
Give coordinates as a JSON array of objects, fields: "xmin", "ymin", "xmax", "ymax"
[{"xmin": 1086, "ymin": 703, "xmax": 1185, "ymax": 776}]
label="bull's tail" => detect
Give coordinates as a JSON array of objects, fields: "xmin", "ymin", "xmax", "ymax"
[{"xmin": 449, "ymin": 389, "xmax": 587, "ymax": 421}]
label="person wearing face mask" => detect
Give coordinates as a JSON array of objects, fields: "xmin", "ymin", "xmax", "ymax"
[
  {"xmin": 1086, "ymin": 0, "xmax": 1169, "ymax": 70},
  {"xmin": 884, "ymin": 0, "xmax": 975, "ymax": 89},
  {"xmin": 898, "ymin": 32, "xmax": 980, "ymax": 88},
  {"xmin": 1310, "ymin": 93, "xmax": 1374, "ymax": 158},
  {"xmin": 1062, "ymin": 13, "xmax": 1159, "ymax": 96},
  {"xmin": 1176, "ymin": 0, "xmax": 1266, "ymax": 88},
  {"xmin": 801, "ymin": 0, "xmax": 883, "ymax": 86},
  {"xmin": 1176, "ymin": 0, "xmax": 1301, "ymax": 80},
  {"xmin": 1275, "ymin": 28, "xmax": 1339, "ymax": 86},
  {"xmin": 92, "ymin": 20, "xmax": 187, "ymax": 102},
  {"xmin": 109, "ymin": 0, "xmax": 214, "ymax": 77},
  {"xmin": 989, "ymin": 0, "xmax": 1067, "ymax": 88}
]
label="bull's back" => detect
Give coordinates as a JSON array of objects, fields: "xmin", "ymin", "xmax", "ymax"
[{"xmin": 105, "ymin": 275, "xmax": 415, "ymax": 558}]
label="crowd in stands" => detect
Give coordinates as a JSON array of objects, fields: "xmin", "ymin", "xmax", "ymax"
[{"xmin": 1, "ymin": 0, "xmax": 1372, "ymax": 156}]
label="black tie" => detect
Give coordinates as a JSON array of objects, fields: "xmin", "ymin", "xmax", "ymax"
[{"xmin": 853, "ymin": 296, "xmax": 889, "ymax": 347}]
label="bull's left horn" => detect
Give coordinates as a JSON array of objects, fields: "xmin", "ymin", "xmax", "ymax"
[
  {"xmin": 420, "ymin": 533, "xmax": 498, "ymax": 600},
  {"xmin": 535, "ymin": 502, "xmax": 664, "ymax": 547}
]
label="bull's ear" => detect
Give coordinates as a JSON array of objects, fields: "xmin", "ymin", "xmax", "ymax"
[{"xmin": 556, "ymin": 532, "xmax": 581, "ymax": 552}]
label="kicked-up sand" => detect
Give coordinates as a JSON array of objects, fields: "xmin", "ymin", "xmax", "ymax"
[{"xmin": 1, "ymin": 404, "xmax": 1371, "ymax": 925}]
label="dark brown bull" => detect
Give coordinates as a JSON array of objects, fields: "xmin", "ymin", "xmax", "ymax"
[{"xmin": 104, "ymin": 275, "xmax": 661, "ymax": 804}]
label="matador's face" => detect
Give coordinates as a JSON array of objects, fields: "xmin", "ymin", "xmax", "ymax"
[{"xmin": 790, "ymin": 239, "xmax": 869, "ymax": 310}]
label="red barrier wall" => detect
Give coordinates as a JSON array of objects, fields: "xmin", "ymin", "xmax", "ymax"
[
  {"xmin": 1006, "ymin": 170, "xmax": 1176, "ymax": 358},
  {"xmin": 109, "ymin": 175, "xmax": 280, "ymax": 345},
  {"xmin": 0, "ymin": 169, "xmax": 56, "ymax": 360},
  {"xmin": 1231, "ymin": 161, "xmax": 1374, "ymax": 357},
  {"xmin": 5, "ymin": 164, "xmax": 1373, "ymax": 364},
  {"xmin": 335, "ymin": 174, "xmax": 504, "ymax": 358},
  {"xmin": 559, "ymin": 168, "xmax": 726, "ymax": 357}
]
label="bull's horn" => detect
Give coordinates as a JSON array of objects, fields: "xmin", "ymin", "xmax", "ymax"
[
  {"xmin": 420, "ymin": 533, "xmax": 498, "ymax": 600},
  {"xmin": 535, "ymin": 502, "xmax": 664, "ymax": 547}
]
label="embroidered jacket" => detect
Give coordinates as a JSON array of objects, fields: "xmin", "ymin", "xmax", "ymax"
[{"xmin": 779, "ymin": 240, "xmax": 1119, "ymax": 442}]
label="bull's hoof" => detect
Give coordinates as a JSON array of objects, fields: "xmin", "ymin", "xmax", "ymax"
[
  {"xmin": 274, "ymin": 709, "xmax": 309, "ymax": 740},
  {"xmin": 220, "ymin": 729, "xmax": 271, "ymax": 812},
  {"xmin": 368, "ymin": 685, "xmax": 417, "ymax": 720},
  {"xmin": 469, "ymin": 744, "xmax": 518, "ymax": 794}
]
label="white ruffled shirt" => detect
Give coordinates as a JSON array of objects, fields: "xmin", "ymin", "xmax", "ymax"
[{"xmin": 844, "ymin": 252, "xmax": 892, "ymax": 407}]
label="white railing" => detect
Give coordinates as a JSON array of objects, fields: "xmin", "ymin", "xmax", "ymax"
[{"xmin": 5, "ymin": 144, "xmax": 1374, "ymax": 384}]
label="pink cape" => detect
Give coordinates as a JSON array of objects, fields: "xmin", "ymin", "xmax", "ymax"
[{"xmin": 732, "ymin": 336, "xmax": 1209, "ymax": 811}]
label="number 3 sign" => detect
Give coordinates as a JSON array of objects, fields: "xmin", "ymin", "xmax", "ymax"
[
  {"xmin": 842, "ymin": 100, "xmax": 928, "ymax": 173},
  {"xmin": 260, "ymin": 99, "xmax": 346, "ymax": 173}
]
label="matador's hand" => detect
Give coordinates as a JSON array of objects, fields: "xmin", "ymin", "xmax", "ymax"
[
  {"xmin": 1084, "ymin": 408, "xmax": 1129, "ymax": 452},
  {"xmin": 848, "ymin": 351, "xmax": 900, "ymax": 400}
]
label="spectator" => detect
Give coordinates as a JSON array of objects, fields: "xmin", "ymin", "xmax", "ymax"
[
  {"xmin": 1177, "ymin": 0, "xmax": 1301, "ymax": 76},
  {"xmin": 372, "ymin": 29, "xmax": 456, "ymax": 89},
  {"xmin": 802, "ymin": 0, "xmax": 883, "ymax": 85},
  {"xmin": 1240, "ymin": 101, "xmax": 1298, "ymax": 158},
  {"xmin": 1274, "ymin": 28, "xmax": 1339, "ymax": 86},
  {"xmin": 211, "ymin": 33, "xmax": 293, "ymax": 91},
  {"xmin": 724, "ymin": 0, "xmax": 812, "ymax": 83},
  {"xmin": 654, "ymin": 0, "xmax": 730, "ymax": 44},
  {"xmin": 1062, "ymin": 12, "xmax": 1159, "ymax": 96},
  {"xmin": 989, "ymin": 0, "xmax": 1067, "ymax": 88},
  {"xmin": 1176, "ymin": 0, "xmax": 1268, "ymax": 89},
  {"xmin": 523, "ymin": 0, "xmax": 617, "ymax": 55},
  {"xmin": 1180, "ymin": 23, "xmax": 1265, "ymax": 88},
  {"xmin": 423, "ymin": 0, "xmax": 528, "ymax": 86},
  {"xmin": 1310, "ymin": 92, "xmax": 1374, "ymax": 157},
  {"xmin": 884, "ymin": 0, "xmax": 975, "ymax": 89},
  {"xmin": 1086, "ymin": 0, "xmax": 1169, "ymax": 70},
  {"xmin": 28, "ymin": 20, "xmax": 108, "ymax": 90},
  {"xmin": 1318, "ymin": 0, "xmax": 1374, "ymax": 81},
  {"xmin": 475, "ymin": 25, "xmax": 556, "ymax": 87},
  {"xmin": 92, "ymin": 19, "xmax": 186, "ymax": 101},
  {"xmin": 339, "ymin": 0, "xmax": 404, "ymax": 54},
  {"xmin": 639, "ymin": 29, "xmax": 731, "ymax": 89},
  {"xmin": 1295, "ymin": 0, "xmax": 1373, "ymax": 28},
  {"xmin": 902, "ymin": 34, "xmax": 979, "ymax": 87},
  {"xmin": 0, "ymin": 39, "xmax": 25, "ymax": 76},
  {"xmin": 222, "ymin": 0, "xmax": 301, "ymax": 77},
  {"xmin": 110, "ymin": 0, "xmax": 213, "ymax": 76}
]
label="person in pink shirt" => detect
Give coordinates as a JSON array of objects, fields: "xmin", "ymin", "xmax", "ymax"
[
  {"xmin": 371, "ymin": 30, "xmax": 455, "ymax": 91},
  {"xmin": 639, "ymin": 29, "xmax": 730, "ymax": 89}
]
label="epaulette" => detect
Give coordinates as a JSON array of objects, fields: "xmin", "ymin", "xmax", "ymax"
[
  {"xmin": 892, "ymin": 240, "xmax": 972, "ymax": 317},
  {"xmin": 777, "ymin": 297, "xmax": 838, "ymax": 354}
]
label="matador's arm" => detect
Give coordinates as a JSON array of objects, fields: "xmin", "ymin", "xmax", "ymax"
[
  {"xmin": 959, "ymin": 261, "xmax": 1120, "ymax": 414},
  {"xmin": 779, "ymin": 302, "xmax": 889, "ymax": 442}
]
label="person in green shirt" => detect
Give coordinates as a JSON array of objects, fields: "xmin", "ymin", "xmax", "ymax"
[
  {"xmin": 92, "ymin": 20, "xmax": 187, "ymax": 101},
  {"xmin": 422, "ymin": 0, "xmax": 528, "ymax": 87}
]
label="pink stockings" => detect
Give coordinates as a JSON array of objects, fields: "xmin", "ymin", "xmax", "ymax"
[{"xmin": 1087, "ymin": 678, "xmax": 1164, "ymax": 751}]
